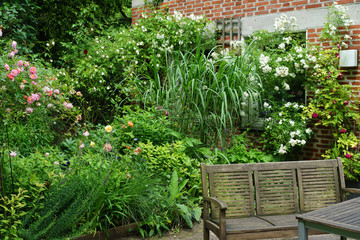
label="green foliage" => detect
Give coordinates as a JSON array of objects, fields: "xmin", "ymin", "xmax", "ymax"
[
  {"xmin": 138, "ymin": 140, "xmax": 200, "ymax": 188},
  {"xmin": 0, "ymin": 40, "xmax": 81, "ymax": 156},
  {"xmin": 262, "ymin": 102, "xmax": 312, "ymax": 159},
  {"xmin": 112, "ymin": 106, "xmax": 180, "ymax": 150},
  {"xmin": 301, "ymin": 3, "xmax": 360, "ymax": 180},
  {"xmin": 249, "ymin": 28, "xmax": 307, "ymax": 107},
  {"xmin": 221, "ymin": 132, "xmax": 277, "ymax": 164},
  {"xmin": 166, "ymin": 170, "xmax": 201, "ymax": 229},
  {"xmin": 98, "ymin": 168, "xmax": 164, "ymax": 229},
  {"xmin": 20, "ymin": 163, "xmax": 107, "ymax": 239},
  {"xmin": 141, "ymin": 43, "xmax": 261, "ymax": 148},
  {"xmin": 0, "ymin": 188, "xmax": 29, "ymax": 240},
  {"xmin": 0, "ymin": 1, "xmax": 39, "ymax": 53},
  {"xmin": 63, "ymin": 9, "xmax": 215, "ymax": 124}
]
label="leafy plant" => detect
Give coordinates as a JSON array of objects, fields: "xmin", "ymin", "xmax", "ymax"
[
  {"xmin": 166, "ymin": 170, "xmax": 201, "ymax": 229},
  {"xmin": 140, "ymin": 42, "xmax": 261, "ymax": 148},
  {"xmin": 221, "ymin": 132, "xmax": 277, "ymax": 164},
  {"xmin": 302, "ymin": 3, "xmax": 360, "ymax": 180},
  {"xmin": 138, "ymin": 140, "xmax": 201, "ymax": 189},
  {"xmin": 0, "ymin": 188, "xmax": 29, "ymax": 240},
  {"xmin": 20, "ymin": 162, "xmax": 108, "ymax": 239},
  {"xmin": 262, "ymin": 102, "xmax": 312, "ymax": 159}
]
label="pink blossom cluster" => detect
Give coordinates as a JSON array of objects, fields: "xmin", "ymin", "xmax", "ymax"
[
  {"xmin": 27, "ymin": 93, "xmax": 41, "ymax": 104},
  {"xmin": 3, "ymin": 41, "xmax": 78, "ymax": 119},
  {"xmin": 5, "ymin": 60, "xmax": 31, "ymax": 81},
  {"xmin": 63, "ymin": 101, "xmax": 73, "ymax": 109},
  {"xmin": 8, "ymin": 41, "xmax": 18, "ymax": 58}
]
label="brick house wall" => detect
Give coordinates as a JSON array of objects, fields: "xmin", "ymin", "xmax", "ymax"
[{"xmin": 132, "ymin": 0, "xmax": 360, "ymax": 160}]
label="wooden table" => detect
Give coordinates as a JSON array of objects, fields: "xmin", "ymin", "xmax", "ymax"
[{"xmin": 296, "ymin": 197, "xmax": 360, "ymax": 240}]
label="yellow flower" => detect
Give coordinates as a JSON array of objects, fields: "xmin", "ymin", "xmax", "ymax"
[
  {"xmin": 90, "ymin": 141, "xmax": 95, "ymax": 147},
  {"xmin": 105, "ymin": 125, "xmax": 112, "ymax": 132}
]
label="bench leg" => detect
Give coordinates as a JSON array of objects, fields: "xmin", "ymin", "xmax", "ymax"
[
  {"xmin": 203, "ymin": 225, "xmax": 209, "ymax": 240},
  {"xmin": 298, "ymin": 220, "xmax": 308, "ymax": 240}
]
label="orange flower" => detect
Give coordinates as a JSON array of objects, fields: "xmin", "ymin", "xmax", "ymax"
[
  {"xmin": 128, "ymin": 121, "xmax": 134, "ymax": 127},
  {"xmin": 126, "ymin": 146, "xmax": 131, "ymax": 149}
]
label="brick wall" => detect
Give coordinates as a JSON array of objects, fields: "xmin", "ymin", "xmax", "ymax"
[{"xmin": 132, "ymin": 0, "xmax": 360, "ymax": 23}]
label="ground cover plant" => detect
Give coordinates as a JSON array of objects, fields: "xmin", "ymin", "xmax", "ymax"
[{"xmin": 0, "ymin": 2, "xmax": 360, "ymax": 239}]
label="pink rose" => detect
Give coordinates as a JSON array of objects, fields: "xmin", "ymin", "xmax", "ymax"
[
  {"xmin": 24, "ymin": 61, "xmax": 29, "ymax": 67},
  {"xmin": 11, "ymin": 69, "xmax": 18, "ymax": 77},
  {"xmin": 31, "ymin": 81, "xmax": 37, "ymax": 85},
  {"xmin": 8, "ymin": 52, "xmax": 15, "ymax": 58},
  {"xmin": 54, "ymin": 89, "xmax": 60, "ymax": 94},
  {"xmin": 340, "ymin": 128, "xmax": 347, "ymax": 134},
  {"xmin": 29, "ymin": 67, "xmax": 36, "ymax": 74},
  {"xmin": 26, "ymin": 107, "xmax": 33, "ymax": 113},
  {"xmin": 83, "ymin": 130, "xmax": 89, "ymax": 137},
  {"xmin": 346, "ymin": 153, "xmax": 352, "ymax": 159},
  {"xmin": 7, "ymin": 73, "xmax": 14, "ymax": 81},
  {"xmin": 11, "ymin": 41, "xmax": 17, "ymax": 49},
  {"xmin": 18, "ymin": 60, "xmax": 23, "ymax": 66},
  {"xmin": 103, "ymin": 143, "xmax": 112, "ymax": 152},
  {"xmin": 343, "ymin": 101, "xmax": 349, "ymax": 105},
  {"xmin": 65, "ymin": 103, "xmax": 73, "ymax": 109},
  {"xmin": 4, "ymin": 64, "xmax": 10, "ymax": 71},
  {"xmin": 312, "ymin": 112, "xmax": 318, "ymax": 118},
  {"xmin": 30, "ymin": 73, "xmax": 37, "ymax": 79},
  {"xmin": 31, "ymin": 93, "xmax": 40, "ymax": 101}
]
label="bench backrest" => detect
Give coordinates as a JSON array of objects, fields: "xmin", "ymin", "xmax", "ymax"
[{"xmin": 201, "ymin": 158, "xmax": 346, "ymax": 218}]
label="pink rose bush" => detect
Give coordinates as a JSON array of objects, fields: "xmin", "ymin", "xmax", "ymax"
[{"xmin": 1, "ymin": 41, "xmax": 81, "ymax": 126}]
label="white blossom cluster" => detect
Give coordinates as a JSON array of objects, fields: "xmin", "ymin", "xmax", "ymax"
[
  {"xmin": 259, "ymin": 54, "xmax": 272, "ymax": 73},
  {"xmin": 275, "ymin": 66, "xmax": 289, "ymax": 77},
  {"xmin": 274, "ymin": 14, "xmax": 298, "ymax": 33},
  {"xmin": 333, "ymin": 2, "xmax": 353, "ymax": 27},
  {"xmin": 326, "ymin": 2, "xmax": 353, "ymax": 36},
  {"xmin": 278, "ymin": 144, "xmax": 287, "ymax": 154}
]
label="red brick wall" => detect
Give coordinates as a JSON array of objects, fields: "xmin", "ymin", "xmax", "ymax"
[{"xmin": 132, "ymin": 0, "xmax": 360, "ymax": 24}]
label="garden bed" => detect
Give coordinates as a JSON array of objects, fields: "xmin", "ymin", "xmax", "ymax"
[{"xmin": 77, "ymin": 223, "xmax": 138, "ymax": 240}]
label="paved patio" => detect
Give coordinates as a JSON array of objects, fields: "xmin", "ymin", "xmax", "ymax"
[{"xmin": 123, "ymin": 220, "xmax": 354, "ymax": 240}]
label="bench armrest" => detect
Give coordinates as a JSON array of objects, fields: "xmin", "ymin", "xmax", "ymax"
[
  {"xmin": 203, "ymin": 196, "xmax": 227, "ymax": 238},
  {"xmin": 343, "ymin": 188, "xmax": 360, "ymax": 195},
  {"xmin": 203, "ymin": 196, "xmax": 228, "ymax": 210}
]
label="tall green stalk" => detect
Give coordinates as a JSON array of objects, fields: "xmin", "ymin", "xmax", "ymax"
[{"xmin": 140, "ymin": 42, "xmax": 262, "ymax": 148}]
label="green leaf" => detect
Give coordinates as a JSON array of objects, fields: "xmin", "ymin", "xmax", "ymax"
[
  {"xmin": 177, "ymin": 204, "xmax": 193, "ymax": 228},
  {"xmin": 169, "ymin": 170, "xmax": 178, "ymax": 204},
  {"xmin": 192, "ymin": 206, "xmax": 202, "ymax": 221}
]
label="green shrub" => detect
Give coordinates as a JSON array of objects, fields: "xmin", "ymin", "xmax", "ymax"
[
  {"xmin": 112, "ymin": 106, "xmax": 180, "ymax": 150},
  {"xmin": 20, "ymin": 161, "xmax": 108, "ymax": 239},
  {"xmin": 221, "ymin": 132, "xmax": 277, "ymax": 164},
  {"xmin": 0, "ymin": 188, "xmax": 29, "ymax": 240},
  {"xmin": 138, "ymin": 140, "xmax": 201, "ymax": 189}
]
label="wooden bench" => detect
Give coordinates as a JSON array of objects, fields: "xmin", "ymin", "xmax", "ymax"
[{"xmin": 200, "ymin": 158, "xmax": 360, "ymax": 240}]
